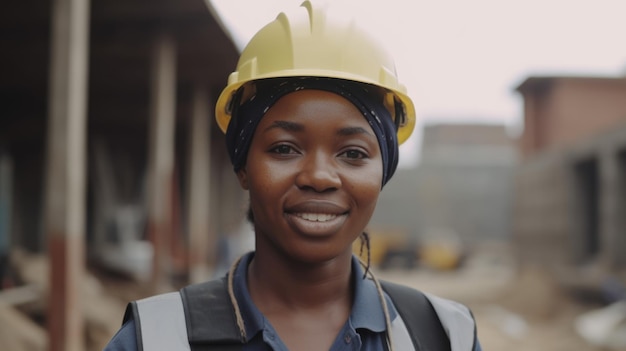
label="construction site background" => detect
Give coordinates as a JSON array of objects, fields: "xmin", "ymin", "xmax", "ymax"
[{"xmin": 1, "ymin": 0, "xmax": 626, "ymax": 350}]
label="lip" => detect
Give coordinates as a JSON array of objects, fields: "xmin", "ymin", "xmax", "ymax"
[
  {"xmin": 285, "ymin": 200, "xmax": 348, "ymax": 215},
  {"xmin": 284, "ymin": 200, "xmax": 349, "ymax": 237}
]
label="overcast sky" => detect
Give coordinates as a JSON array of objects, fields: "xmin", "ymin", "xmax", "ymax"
[{"xmin": 210, "ymin": 0, "xmax": 626, "ymax": 166}]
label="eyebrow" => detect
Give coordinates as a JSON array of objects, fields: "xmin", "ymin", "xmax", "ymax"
[
  {"xmin": 337, "ymin": 126, "xmax": 373, "ymax": 137},
  {"xmin": 263, "ymin": 120, "xmax": 374, "ymax": 137},
  {"xmin": 263, "ymin": 120, "xmax": 304, "ymax": 132}
]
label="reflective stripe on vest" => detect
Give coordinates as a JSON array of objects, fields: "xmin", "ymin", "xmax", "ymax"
[
  {"xmin": 135, "ymin": 292, "xmax": 191, "ymax": 351},
  {"xmin": 389, "ymin": 315, "xmax": 414, "ymax": 350}
]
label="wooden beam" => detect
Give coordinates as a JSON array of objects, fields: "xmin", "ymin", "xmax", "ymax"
[
  {"xmin": 44, "ymin": 0, "xmax": 89, "ymax": 350},
  {"xmin": 187, "ymin": 86, "xmax": 213, "ymax": 283},
  {"xmin": 146, "ymin": 33, "xmax": 177, "ymax": 293}
]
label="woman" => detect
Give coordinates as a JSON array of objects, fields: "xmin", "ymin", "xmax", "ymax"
[{"xmin": 105, "ymin": 1, "xmax": 482, "ymax": 350}]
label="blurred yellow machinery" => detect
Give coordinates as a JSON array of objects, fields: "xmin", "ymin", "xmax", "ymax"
[{"xmin": 354, "ymin": 226, "xmax": 464, "ymax": 271}]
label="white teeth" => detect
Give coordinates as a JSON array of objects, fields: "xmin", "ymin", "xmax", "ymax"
[{"xmin": 296, "ymin": 213, "xmax": 338, "ymax": 222}]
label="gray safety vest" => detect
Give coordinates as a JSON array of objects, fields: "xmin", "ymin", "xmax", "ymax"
[{"xmin": 125, "ymin": 279, "xmax": 477, "ymax": 351}]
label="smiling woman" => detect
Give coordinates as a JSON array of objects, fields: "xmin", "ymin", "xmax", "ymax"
[
  {"xmin": 240, "ymin": 88, "xmax": 383, "ymax": 266},
  {"xmin": 104, "ymin": 1, "xmax": 482, "ymax": 350}
]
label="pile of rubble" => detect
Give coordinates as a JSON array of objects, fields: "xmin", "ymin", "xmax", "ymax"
[{"xmin": 0, "ymin": 249, "xmax": 131, "ymax": 351}]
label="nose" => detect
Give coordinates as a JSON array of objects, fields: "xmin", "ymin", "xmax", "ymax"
[{"xmin": 295, "ymin": 151, "xmax": 341, "ymax": 192}]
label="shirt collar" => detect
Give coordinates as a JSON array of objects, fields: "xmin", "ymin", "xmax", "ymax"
[
  {"xmin": 231, "ymin": 252, "xmax": 398, "ymax": 339},
  {"xmin": 349, "ymin": 255, "xmax": 398, "ymax": 332},
  {"xmin": 232, "ymin": 252, "xmax": 265, "ymax": 341}
]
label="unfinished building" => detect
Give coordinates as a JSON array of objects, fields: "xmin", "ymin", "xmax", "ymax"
[{"xmin": 514, "ymin": 76, "xmax": 626, "ymax": 284}]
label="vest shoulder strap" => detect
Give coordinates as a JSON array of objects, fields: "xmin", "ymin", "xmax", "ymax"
[
  {"xmin": 179, "ymin": 277, "xmax": 243, "ymax": 346},
  {"xmin": 381, "ymin": 280, "xmax": 477, "ymax": 351},
  {"xmin": 124, "ymin": 278, "xmax": 242, "ymax": 351},
  {"xmin": 382, "ymin": 280, "xmax": 452, "ymax": 351}
]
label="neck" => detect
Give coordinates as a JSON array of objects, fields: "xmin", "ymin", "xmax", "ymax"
[{"xmin": 247, "ymin": 247, "xmax": 354, "ymax": 311}]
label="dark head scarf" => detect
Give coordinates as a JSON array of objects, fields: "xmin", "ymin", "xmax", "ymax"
[{"xmin": 225, "ymin": 77, "xmax": 399, "ymax": 187}]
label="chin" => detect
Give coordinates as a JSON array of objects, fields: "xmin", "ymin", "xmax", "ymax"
[{"xmin": 282, "ymin": 242, "xmax": 354, "ymax": 265}]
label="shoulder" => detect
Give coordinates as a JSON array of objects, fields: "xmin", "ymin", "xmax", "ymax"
[
  {"xmin": 381, "ymin": 280, "xmax": 478, "ymax": 351},
  {"xmin": 106, "ymin": 278, "xmax": 235, "ymax": 351},
  {"xmin": 422, "ymin": 292, "xmax": 474, "ymax": 324},
  {"xmin": 421, "ymin": 292, "xmax": 477, "ymax": 350},
  {"xmin": 103, "ymin": 320, "xmax": 138, "ymax": 351},
  {"xmin": 125, "ymin": 277, "xmax": 228, "ymax": 324},
  {"xmin": 381, "ymin": 280, "xmax": 475, "ymax": 324},
  {"xmin": 123, "ymin": 291, "xmax": 188, "ymax": 351}
]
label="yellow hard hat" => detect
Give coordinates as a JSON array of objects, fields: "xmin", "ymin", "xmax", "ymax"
[{"xmin": 215, "ymin": 0, "xmax": 416, "ymax": 144}]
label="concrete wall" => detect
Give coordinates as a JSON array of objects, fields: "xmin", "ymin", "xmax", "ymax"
[
  {"xmin": 371, "ymin": 123, "xmax": 518, "ymax": 244},
  {"xmin": 514, "ymin": 75, "xmax": 626, "ymax": 273},
  {"xmin": 512, "ymin": 151, "xmax": 572, "ymax": 267}
]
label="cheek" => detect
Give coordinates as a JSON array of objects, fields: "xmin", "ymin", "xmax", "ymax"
[
  {"xmin": 246, "ymin": 154, "xmax": 294, "ymax": 203},
  {"xmin": 348, "ymin": 167, "xmax": 383, "ymax": 210},
  {"xmin": 357, "ymin": 183, "xmax": 381, "ymax": 211},
  {"xmin": 250, "ymin": 161, "xmax": 292, "ymax": 190}
]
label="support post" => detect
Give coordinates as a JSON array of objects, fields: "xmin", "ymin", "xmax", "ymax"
[
  {"xmin": 187, "ymin": 86, "xmax": 214, "ymax": 283},
  {"xmin": 147, "ymin": 33, "xmax": 177, "ymax": 292},
  {"xmin": 45, "ymin": 0, "xmax": 89, "ymax": 350}
]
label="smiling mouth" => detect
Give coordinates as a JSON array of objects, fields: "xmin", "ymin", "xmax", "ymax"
[
  {"xmin": 295, "ymin": 213, "xmax": 338, "ymax": 222},
  {"xmin": 286, "ymin": 211, "xmax": 347, "ymax": 237},
  {"xmin": 285, "ymin": 201, "xmax": 349, "ymax": 236}
]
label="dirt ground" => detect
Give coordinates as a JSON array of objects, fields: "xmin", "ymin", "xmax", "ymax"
[{"xmin": 376, "ymin": 249, "xmax": 609, "ymax": 351}]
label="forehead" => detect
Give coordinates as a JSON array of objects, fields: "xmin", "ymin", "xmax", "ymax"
[{"xmin": 258, "ymin": 89, "xmax": 371, "ymax": 128}]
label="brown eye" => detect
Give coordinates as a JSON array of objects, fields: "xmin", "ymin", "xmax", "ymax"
[
  {"xmin": 271, "ymin": 144, "xmax": 296, "ymax": 154},
  {"xmin": 341, "ymin": 149, "xmax": 367, "ymax": 159}
]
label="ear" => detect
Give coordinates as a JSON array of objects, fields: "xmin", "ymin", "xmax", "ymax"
[{"xmin": 236, "ymin": 167, "xmax": 249, "ymax": 190}]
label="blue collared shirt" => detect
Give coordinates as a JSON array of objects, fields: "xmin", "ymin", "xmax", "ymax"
[
  {"xmin": 231, "ymin": 252, "xmax": 398, "ymax": 351},
  {"xmin": 104, "ymin": 252, "xmax": 398, "ymax": 351}
]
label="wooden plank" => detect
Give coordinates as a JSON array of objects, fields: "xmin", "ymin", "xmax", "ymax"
[{"xmin": 0, "ymin": 285, "xmax": 41, "ymax": 306}]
